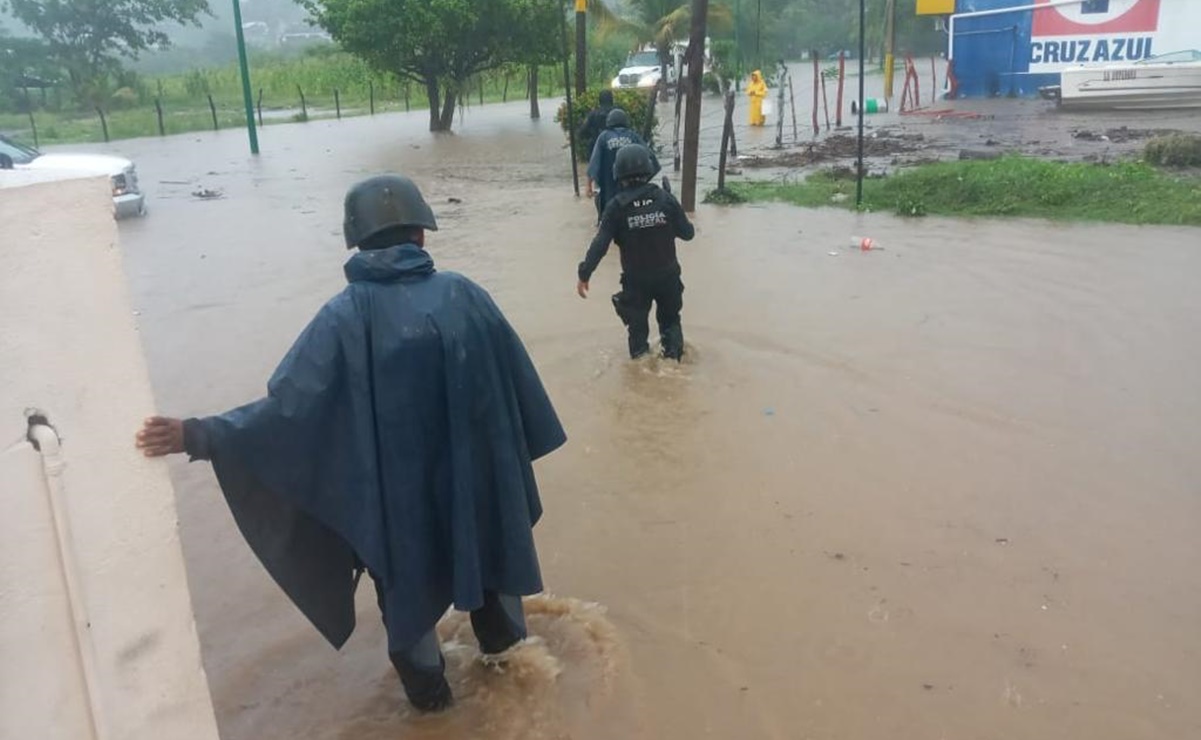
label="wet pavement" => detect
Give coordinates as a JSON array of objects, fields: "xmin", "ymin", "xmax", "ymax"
[{"xmin": 103, "ymin": 98, "xmax": 1201, "ymax": 739}]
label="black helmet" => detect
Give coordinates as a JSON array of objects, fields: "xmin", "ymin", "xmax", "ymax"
[
  {"xmin": 343, "ymin": 174, "xmax": 438, "ymax": 249},
  {"xmin": 613, "ymin": 143, "xmax": 656, "ymax": 182},
  {"xmin": 605, "ymin": 108, "xmax": 630, "ymax": 129}
]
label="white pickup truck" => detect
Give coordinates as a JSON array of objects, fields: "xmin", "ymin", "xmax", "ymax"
[
  {"xmin": 612, "ymin": 40, "xmax": 712, "ymax": 95},
  {"xmin": 0, "ymin": 135, "xmax": 146, "ymax": 219}
]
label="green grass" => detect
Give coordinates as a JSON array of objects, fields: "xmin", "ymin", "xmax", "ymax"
[{"xmin": 729, "ymin": 157, "xmax": 1201, "ymax": 227}]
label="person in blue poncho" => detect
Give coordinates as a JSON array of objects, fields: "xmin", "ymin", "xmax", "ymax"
[
  {"xmin": 587, "ymin": 107, "xmax": 658, "ymax": 222},
  {"xmin": 135, "ymin": 174, "xmax": 566, "ymax": 713}
]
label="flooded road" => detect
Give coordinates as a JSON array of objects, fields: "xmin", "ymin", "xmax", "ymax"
[{"xmin": 111, "ymin": 101, "xmax": 1201, "ymax": 739}]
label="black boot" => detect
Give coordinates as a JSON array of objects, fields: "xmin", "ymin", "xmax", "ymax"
[{"xmin": 390, "ymin": 652, "xmax": 453, "ymax": 713}]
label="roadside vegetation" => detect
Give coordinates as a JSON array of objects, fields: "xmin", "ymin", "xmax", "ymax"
[
  {"xmin": 726, "ymin": 152, "xmax": 1201, "ymax": 227},
  {"xmin": 0, "ymin": 47, "xmax": 581, "ymax": 145},
  {"xmin": 2, "ymin": 0, "xmax": 940, "ymax": 146}
]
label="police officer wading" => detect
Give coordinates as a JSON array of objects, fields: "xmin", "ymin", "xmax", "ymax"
[
  {"xmin": 136, "ymin": 175, "xmax": 565, "ymax": 714},
  {"xmin": 577, "ymin": 144, "xmax": 695, "ymax": 361},
  {"xmin": 587, "ymin": 107, "xmax": 658, "ymax": 222}
]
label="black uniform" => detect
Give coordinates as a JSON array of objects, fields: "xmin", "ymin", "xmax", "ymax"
[
  {"xmin": 577, "ymin": 103, "xmax": 612, "ymax": 158},
  {"xmin": 578, "ymin": 181, "xmax": 695, "ymax": 359}
]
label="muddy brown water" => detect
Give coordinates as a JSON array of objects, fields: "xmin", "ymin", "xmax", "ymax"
[{"xmin": 102, "ymin": 101, "xmax": 1201, "ymax": 739}]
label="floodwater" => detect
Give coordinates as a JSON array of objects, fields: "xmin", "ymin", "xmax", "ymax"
[{"xmin": 104, "ymin": 100, "xmax": 1201, "ymax": 739}]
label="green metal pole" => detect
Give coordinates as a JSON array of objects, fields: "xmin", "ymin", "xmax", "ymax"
[{"xmin": 231, "ymin": 0, "xmax": 260, "ymax": 155}]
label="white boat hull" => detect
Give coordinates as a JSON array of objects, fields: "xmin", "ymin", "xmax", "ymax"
[{"xmin": 1058, "ymin": 61, "xmax": 1201, "ymax": 110}]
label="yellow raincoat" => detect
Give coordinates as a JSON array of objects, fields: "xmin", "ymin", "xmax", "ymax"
[{"xmin": 748, "ymin": 70, "xmax": 768, "ymax": 126}]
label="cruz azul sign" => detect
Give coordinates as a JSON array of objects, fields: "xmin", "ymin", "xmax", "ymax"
[{"xmin": 1029, "ymin": 0, "xmax": 1162, "ymax": 72}]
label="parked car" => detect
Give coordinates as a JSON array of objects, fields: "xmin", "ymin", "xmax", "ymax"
[{"xmin": 0, "ymin": 135, "xmax": 146, "ymax": 219}]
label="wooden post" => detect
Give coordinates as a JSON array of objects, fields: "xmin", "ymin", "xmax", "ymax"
[
  {"xmin": 335, "ymin": 88, "xmax": 341, "ymax": 119},
  {"xmin": 96, "ymin": 107, "xmax": 109, "ymax": 142},
  {"xmin": 256, "ymin": 88, "xmax": 264, "ymax": 127},
  {"xmin": 369, "ymin": 81, "xmax": 375, "ymax": 114},
  {"xmin": 297, "ymin": 85, "xmax": 307, "ymax": 120},
  {"xmin": 775, "ymin": 65, "xmax": 786, "ymax": 148},
  {"xmin": 154, "ymin": 97, "xmax": 165, "ymax": 136},
  {"xmin": 883, "ymin": 0, "xmax": 897, "ymax": 100},
  {"xmin": 404, "ymin": 83, "xmax": 411, "ymax": 112},
  {"xmin": 673, "ymin": 75, "xmax": 685, "ymax": 171},
  {"xmin": 911, "ymin": 55, "xmax": 921, "ymax": 108},
  {"xmin": 810, "ymin": 52, "xmax": 819, "ymax": 136},
  {"xmin": 503, "ymin": 72, "xmax": 510, "ymax": 102},
  {"xmin": 820, "ymin": 63, "xmax": 831, "ymax": 130},
  {"xmin": 717, "ymin": 89, "xmax": 735, "ymax": 192},
  {"xmin": 836, "ymin": 51, "xmax": 846, "ymax": 127},
  {"xmin": 207, "ymin": 94, "xmax": 219, "ymax": 130},
  {"xmin": 478, "ymin": 76, "xmax": 484, "ymax": 105},
  {"xmin": 23, "ymin": 88, "xmax": 38, "ymax": 148},
  {"xmin": 680, "ymin": 0, "xmax": 709, "ymax": 212},
  {"xmin": 931, "ymin": 56, "xmax": 938, "ymax": 104}
]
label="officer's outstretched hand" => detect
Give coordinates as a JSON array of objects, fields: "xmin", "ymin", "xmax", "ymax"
[
  {"xmin": 136, "ymin": 416, "xmax": 185, "ymax": 457},
  {"xmin": 577, "ymin": 280, "xmax": 589, "ymax": 299}
]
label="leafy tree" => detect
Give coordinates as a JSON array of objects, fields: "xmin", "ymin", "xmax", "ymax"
[
  {"xmin": 507, "ymin": 0, "xmax": 567, "ymax": 119},
  {"xmin": 305, "ymin": 0, "xmax": 546, "ymax": 132},
  {"xmin": 3, "ymin": 0, "xmax": 210, "ymax": 104}
]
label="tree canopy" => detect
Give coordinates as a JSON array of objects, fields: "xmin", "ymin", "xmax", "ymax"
[
  {"xmin": 305, "ymin": 0, "xmax": 565, "ymax": 132},
  {"xmin": 2, "ymin": 0, "xmax": 210, "ymax": 102}
]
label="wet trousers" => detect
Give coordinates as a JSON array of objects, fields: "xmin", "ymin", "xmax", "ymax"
[
  {"xmin": 370, "ymin": 573, "xmax": 527, "ymax": 710},
  {"xmin": 613, "ymin": 271, "xmax": 685, "ymax": 360}
]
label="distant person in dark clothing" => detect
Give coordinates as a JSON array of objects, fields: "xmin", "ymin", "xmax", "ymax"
[{"xmin": 578, "ymin": 89, "xmax": 614, "ymax": 163}]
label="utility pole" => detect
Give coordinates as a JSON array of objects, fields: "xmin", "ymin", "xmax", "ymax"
[
  {"xmin": 883, "ymin": 0, "xmax": 897, "ymax": 101},
  {"xmin": 856, "ymin": 0, "xmax": 866, "ymax": 207},
  {"xmin": 561, "ymin": 0, "xmax": 580, "ymax": 195},
  {"xmin": 680, "ymin": 0, "xmax": 709, "ymax": 212},
  {"xmin": 575, "ymin": 0, "xmax": 588, "ymax": 95},
  {"xmin": 231, "ymin": 0, "xmax": 259, "ymax": 155}
]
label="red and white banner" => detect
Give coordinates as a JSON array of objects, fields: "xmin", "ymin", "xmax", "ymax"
[{"xmin": 1027, "ymin": 0, "xmax": 1192, "ymax": 73}]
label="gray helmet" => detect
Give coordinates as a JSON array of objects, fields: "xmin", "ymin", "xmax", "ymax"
[
  {"xmin": 605, "ymin": 107, "xmax": 630, "ymax": 129},
  {"xmin": 342, "ymin": 174, "xmax": 438, "ymax": 249},
  {"xmin": 613, "ymin": 143, "xmax": 656, "ymax": 182}
]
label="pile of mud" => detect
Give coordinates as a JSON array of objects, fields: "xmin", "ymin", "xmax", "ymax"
[
  {"xmin": 739, "ymin": 131, "xmax": 927, "ymax": 169},
  {"xmin": 1071, "ymin": 126, "xmax": 1185, "ymax": 143}
]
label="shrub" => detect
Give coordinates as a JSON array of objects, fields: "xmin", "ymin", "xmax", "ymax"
[{"xmin": 1144, "ymin": 134, "xmax": 1201, "ymax": 168}]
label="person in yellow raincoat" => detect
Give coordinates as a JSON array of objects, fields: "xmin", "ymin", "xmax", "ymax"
[{"xmin": 747, "ymin": 70, "xmax": 768, "ymax": 126}]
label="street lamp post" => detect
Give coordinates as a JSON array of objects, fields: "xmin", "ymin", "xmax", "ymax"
[{"xmin": 231, "ymin": 0, "xmax": 259, "ymax": 155}]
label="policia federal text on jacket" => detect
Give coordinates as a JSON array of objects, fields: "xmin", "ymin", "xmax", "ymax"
[{"xmin": 577, "ymin": 144, "xmax": 695, "ymax": 360}]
